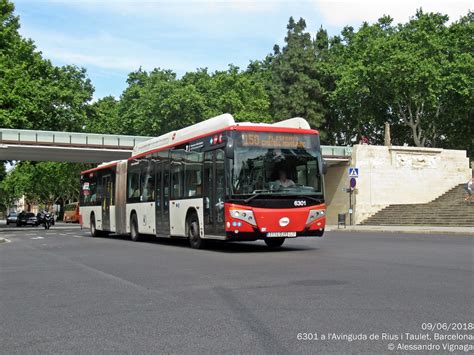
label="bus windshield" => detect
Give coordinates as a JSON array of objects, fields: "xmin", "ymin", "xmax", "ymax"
[{"xmin": 231, "ymin": 132, "xmax": 324, "ymax": 197}]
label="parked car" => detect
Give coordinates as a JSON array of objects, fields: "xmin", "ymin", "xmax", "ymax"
[
  {"xmin": 16, "ymin": 212, "xmax": 38, "ymax": 227},
  {"xmin": 6, "ymin": 211, "xmax": 18, "ymax": 225}
]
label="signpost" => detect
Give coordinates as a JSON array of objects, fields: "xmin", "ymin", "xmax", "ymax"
[{"xmin": 347, "ymin": 168, "xmax": 359, "ymax": 226}]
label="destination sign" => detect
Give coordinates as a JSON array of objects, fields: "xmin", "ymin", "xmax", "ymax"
[{"xmin": 241, "ymin": 133, "xmax": 308, "ymax": 149}]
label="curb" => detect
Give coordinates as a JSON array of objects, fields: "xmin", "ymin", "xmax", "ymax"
[
  {"xmin": 0, "ymin": 224, "xmax": 81, "ymax": 231},
  {"xmin": 326, "ymin": 227, "xmax": 474, "ymax": 236}
]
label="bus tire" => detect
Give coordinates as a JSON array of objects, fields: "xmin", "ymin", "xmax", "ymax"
[
  {"xmin": 264, "ymin": 238, "xmax": 285, "ymax": 248},
  {"xmin": 187, "ymin": 212, "xmax": 205, "ymax": 249},
  {"xmin": 130, "ymin": 213, "xmax": 142, "ymax": 242},
  {"xmin": 90, "ymin": 214, "xmax": 98, "ymax": 237}
]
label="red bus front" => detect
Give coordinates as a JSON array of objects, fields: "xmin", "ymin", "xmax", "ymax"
[{"xmin": 224, "ymin": 129, "xmax": 326, "ymax": 241}]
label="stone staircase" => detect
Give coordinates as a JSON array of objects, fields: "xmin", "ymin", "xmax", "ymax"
[{"xmin": 361, "ymin": 184, "xmax": 474, "ymax": 226}]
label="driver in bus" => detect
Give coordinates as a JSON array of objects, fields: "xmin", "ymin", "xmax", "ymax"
[{"xmin": 273, "ymin": 169, "xmax": 295, "ymax": 189}]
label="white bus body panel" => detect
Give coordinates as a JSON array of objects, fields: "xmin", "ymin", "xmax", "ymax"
[
  {"xmin": 132, "ymin": 113, "xmax": 236, "ymax": 156},
  {"xmin": 109, "ymin": 205, "xmax": 116, "ymax": 233},
  {"xmin": 169, "ymin": 198, "xmax": 204, "ymax": 238},
  {"xmin": 271, "ymin": 117, "xmax": 311, "ymax": 129},
  {"xmin": 80, "ymin": 206, "xmax": 102, "ymax": 230},
  {"xmin": 126, "ymin": 202, "xmax": 156, "ymax": 235}
]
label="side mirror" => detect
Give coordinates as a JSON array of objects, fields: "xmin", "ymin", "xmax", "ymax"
[
  {"xmin": 225, "ymin": 137, "xmax": 234, "ymax": 159},
  {"xmin": 318, "ymin": 157, "xmax": 328, "ymax": 175}
]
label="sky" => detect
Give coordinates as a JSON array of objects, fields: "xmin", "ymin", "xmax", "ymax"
[{"xmin": 14, "ymin": 0, "xmax": 472, "ymax": 100}]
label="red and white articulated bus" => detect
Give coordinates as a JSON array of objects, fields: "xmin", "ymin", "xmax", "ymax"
[{"xmin": 79, "ymin": 114, "xmax": 327, "ymax": 249}]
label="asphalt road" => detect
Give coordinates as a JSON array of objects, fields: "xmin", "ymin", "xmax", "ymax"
[{"xmin": 1, "ymin": 225, "xmax": 472, "ymax": 354}]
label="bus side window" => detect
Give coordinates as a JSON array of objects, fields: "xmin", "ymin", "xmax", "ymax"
[
  {"xmin": 127, "ymin": 164, "xmax": 141, "ymax": 203},
  {"xmin": 140, "ymin": 160, "xmax": 154, "ymax": 202},
  {"xmin": 96, "ymin": 172, "xmax": 104, "ymax": 205},
  {"xmin": 185, "ymin": 151, "xmax": 203, "ymax": 197},
  {"xmin": 171, "ymin": 163, "xmax": 183, "ymax": 199}
]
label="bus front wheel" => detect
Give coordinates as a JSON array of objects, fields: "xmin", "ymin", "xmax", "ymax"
[
  {"xmin": 187, "ymin": 213, "xmax": 205, "ymax": 249},
  {"xmin": 264, "ymin": 238, "xmax": 285, "ymax": 248},
  {"xmin": 130, "ymin": 213, "xmax": 142, "ymax": 242}
]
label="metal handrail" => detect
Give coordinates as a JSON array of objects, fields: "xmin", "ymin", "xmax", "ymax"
[{"xmin": 321, "ymin": 145, "xmax": 352, "ymax": 157}]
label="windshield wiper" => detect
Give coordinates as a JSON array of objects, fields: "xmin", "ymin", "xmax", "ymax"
[{"xmin": 243, "ymin": 190, "xmax": 275, "ymax": 203}]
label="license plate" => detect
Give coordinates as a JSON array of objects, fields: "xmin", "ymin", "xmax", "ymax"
[{"xmin": 266, "ymin": 232, "xmax": 297, "ymax": 238}]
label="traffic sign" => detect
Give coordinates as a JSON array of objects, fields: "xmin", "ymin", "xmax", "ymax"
[
  {"xmin": 349, "ymin": 167, "xmax": 359, "ymax": 178},
  {"xmin": 350, "ymin": 177, "xmax": 357, "ymax": 188}
]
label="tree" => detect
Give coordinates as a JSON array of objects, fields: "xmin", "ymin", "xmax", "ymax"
[
  {"xmin": 327, "ymin": 18, "xmax": 396, "ymax": 145},
  {"xmin": 326, "ymin": 10, "xmax": 473, "ymax": 151},
  {"xmin": 116, "ymin": 65, "xmax": 271, "ymax": 137},
  {"xmin": 1, "ymin": 162, "xmax": 86, "ymax": 210},
  {"xmin": 182, "ymin": 65, "xmax": 271, "ymax": 123},
  {"xmin": 84, "ymin": 96, "xmax": 120, "ymax": 134},
  {"xmin": 268, "ymin": 17, "xmax": 327, "ymax": 131},
  {"xmin": 0, "ymin": 0, "xmax": 94, "ymax": 132},
  {"xmin": 0, "ymin": 162, "xmax": 7, "ymax": 213},
  {"xmin": 117, "ymin": 68, "xmax": 178, "ymax": 136}
]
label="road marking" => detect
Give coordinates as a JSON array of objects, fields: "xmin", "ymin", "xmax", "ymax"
[
  {"xmin": 30, "ymin": 236, "xmax": 44, "ymax": 240},
  {"xmin": 72, "ymin": 235, "xmax": 82, "ymax": 238}
]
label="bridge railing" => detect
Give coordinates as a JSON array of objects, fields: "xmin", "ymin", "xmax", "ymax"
[
  {"xmin": 0, "ymin": 129, "xmax": 152, "ymax": 150},
  {"xmin": 321, "ymin": 145, "xmax": 352, "ymax": 157}
]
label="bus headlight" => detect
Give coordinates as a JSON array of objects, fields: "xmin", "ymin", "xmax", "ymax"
[
  {"xmin": 306, "ymin": 209, "xmax": 325, "ymax": 225},
  {"xmin": 229, "ymin": 209, "xmax": 256, "ymax": 227}
]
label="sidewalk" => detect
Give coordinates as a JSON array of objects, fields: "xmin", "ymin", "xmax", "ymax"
[{"xmin": 327, "ymin": 224, "xmax": 474, "ymax": 235}]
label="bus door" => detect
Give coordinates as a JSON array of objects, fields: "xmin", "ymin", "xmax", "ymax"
[
  {"xmin": 161, "ymin": 160, "xmax": 171, "ymax": 235},
  {"xmin": 203, "ymin": 149, "xmax": 225, "ymax": 236},
  {"xmin": 101, "ymin": 174, "xmax": 112, "ymax": 231},
  {"xmin": 155, "ymin": 160, "xmax": 162, "ymax": 235}
]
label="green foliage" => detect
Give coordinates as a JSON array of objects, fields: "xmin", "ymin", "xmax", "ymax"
[
  {"xmin": 0, "ymin": 0, "xmax": 93, "ymax": 132},
  {"xmin": 1, "ymin": 161, "xmax": 87, "ymax": 208},
  {"xmin": 84, "ymin": 96, "xmax": 120, "ymax": 134},
  {"xmin": 327, "ymin": 10, "xmax": 473, "ymax": 152},
  {"xmin": 0, "ymin": 162, "xmax": 6, "ymax": 212},
  {"xmin": 268, "ymin": 17, "xmax": 327, "ymax": 132},
  {"xmin": 0, "ymin": 162, "xmax": 5, "ymax": 181},
  {"xmin": 113, "ymin": 65, "xmax": 271, "ymax": 136}
]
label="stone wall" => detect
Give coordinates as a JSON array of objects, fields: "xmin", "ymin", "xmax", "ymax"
[
  {"xmin": 324, "ymin": 164, "xmax": 349, "ymax": 225},
  {"xmin": 350, "ymin": 145, "xmax": 471, "ymax": 224}
]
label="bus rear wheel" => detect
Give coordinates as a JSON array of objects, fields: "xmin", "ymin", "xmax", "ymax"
[
  {"xmin": 187, "ymin": 213, "xmax": 205, "ymax": 249},
  {"xmin": 90, "ymin": 214, "xmax": 98, "ymax": 237},
  {"xmin": 130, "ymin": 213, "xmax": 142, "ymax": 242},
  {"xmin": 264, "ymin": 238, "xmax": 285, "ymax": 248}
]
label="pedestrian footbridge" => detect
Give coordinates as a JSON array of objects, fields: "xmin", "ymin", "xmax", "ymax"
[
  {"xmin": 0, "ymin": 129, "xmax": 152, "ymax": 163},
  {"xmin": 0, "ymin": 128, "xmax": 351, "ymax": 164}
]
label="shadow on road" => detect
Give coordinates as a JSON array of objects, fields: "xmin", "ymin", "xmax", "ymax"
[{"xmin": 97, "ymin": 233, "xmax": 317, "ymax": 253}]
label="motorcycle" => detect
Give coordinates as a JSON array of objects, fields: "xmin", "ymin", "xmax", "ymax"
[{"xmin": 36, "ymin": 210, "xmax": 53, "ymax": 230}]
